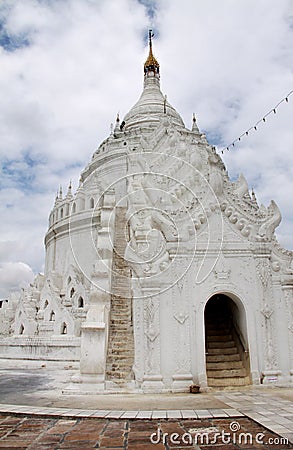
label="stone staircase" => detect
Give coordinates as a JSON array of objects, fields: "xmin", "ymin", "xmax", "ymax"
[
  {"xmin": 106, "ymin": 207, "xmax": 134, "ymax": 385},
  {"xmin": 205, "ymin": 318, "xmax": 250, "ymax": 388}
]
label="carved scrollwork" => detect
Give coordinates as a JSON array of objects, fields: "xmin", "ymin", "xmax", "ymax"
[
  {"xmin": 257, "ymin": 200, "xmax": 281, "ymax": 241},
  {"xmin": 256, "ymin": 260, "xmax": 271, "ymax": 287},
  {"xmin": 233, "ymin": 173, "xmax": 249, "ymax": 197}
]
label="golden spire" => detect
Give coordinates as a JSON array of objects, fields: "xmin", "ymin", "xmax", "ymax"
[{"xmin": 144, "ymin": 29, "xmax": 159, "ymax": 74}]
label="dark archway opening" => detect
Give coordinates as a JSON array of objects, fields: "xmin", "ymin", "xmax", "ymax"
[{"xmin": 205, "ymin": 294, "xmax": 251, "ymax": 388}]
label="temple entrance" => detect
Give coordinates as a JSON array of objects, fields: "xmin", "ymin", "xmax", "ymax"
[{"xmin": 205, "ymin": 294, "xmax": 251, "ymax": 388}]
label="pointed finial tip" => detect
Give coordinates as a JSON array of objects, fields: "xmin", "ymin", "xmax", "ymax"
[
  {"xmin": 192, "ymin": 113, "xmax": 199, "ymax": 131},
  {"xmin": 144, "ymin": 29, "xmax": 159, "ymax": 74},
  {"xmin": 149, "ymin": 29, "xmax": 154, "ymax": 45}
]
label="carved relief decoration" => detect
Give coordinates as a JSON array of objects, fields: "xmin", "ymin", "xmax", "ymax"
[
  {"xmin": 144, "ymin": 297, "xmax": 160, "ymax": 376},
  {"xmin": 256, "ymin": 259, "xmax": 277, "ymax": 370},
  {"xmin": 283, "ymin": 289, "xmax": 293, "ymax": 367},
  {"xmin": 213, "ymin": 254, "xmax": 231, "ymax": 281},
  {"xmin": 172, "ymin": 283, "xmax": 191, "ymax": 374}
]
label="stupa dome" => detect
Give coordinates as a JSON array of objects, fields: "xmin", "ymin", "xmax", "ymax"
[
  {"xmin": 123, "ymin": 31, "xmax": 184, "ymax": 131},
  {"xmin": 123, "ymin": 76, "xmax": 185, "ymax": 130}
]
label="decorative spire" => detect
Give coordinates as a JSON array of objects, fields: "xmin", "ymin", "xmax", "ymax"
[
  {"xmin": 144, "ymin": 29, "xmax": 159, "ymax": 76},
  {"xmin": 251, "ymin": 187, "xmax": 258, "ymax": 206},
  {"xmin": 66, "ymin": 180, "xmax": 73, "ymax": 199},
  {"xmin": 54, "ymin": 190, "xmax": 59, "ymax": 207},
  {"xmin": 114, "ymin": 112, "xmax": 121, "ymax": 136},
  {"xmin": 192, "ymin": 113, "xmax": 196, "ymax": 130},
  {"xmin": 54, "ymin": 187, "xmax": 63, "ymax": 207},
  {"xmin": 192, "ymin": 113, "xmax": 199, "ymax": 132}
]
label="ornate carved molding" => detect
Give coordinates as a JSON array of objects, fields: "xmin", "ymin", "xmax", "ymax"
[
  {"xmin": 144, "ymin": 298, "xmax": 161, "ymax": 376},
  {"xmin": 174, "ymin": 312, "xmax": 188, "ymax": 325}
]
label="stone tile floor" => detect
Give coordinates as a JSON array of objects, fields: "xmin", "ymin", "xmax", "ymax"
[
  {"xmin": 0, "ymin": 414, "xmax": 292, "ymax": 449},
  {"xmin": 215, "ymin": 390, "xmax": 293, "ymax": 444},
  {"xmin": 0, "ymin": 366, "xmax": 292, "ymax": 448}
]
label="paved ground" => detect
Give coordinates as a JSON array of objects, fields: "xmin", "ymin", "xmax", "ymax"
[
  {"xmin": 0, "ymin": 365, "xmax": 292, "ymax": 448},
  {"xmin": 0, "ymin": 414, "xmax": 292, "ymax": 449},
  {"xmin": 0, "ymin": 368, "xmax": 227, "ymax": 409}
]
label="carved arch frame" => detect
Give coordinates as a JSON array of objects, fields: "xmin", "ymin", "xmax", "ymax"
[{"xmin": 194, "ymin": 288, "xmax": 260, "ymax": 390}]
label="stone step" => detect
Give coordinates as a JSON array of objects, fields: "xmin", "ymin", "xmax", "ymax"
[
  {"xmin": 108, "ymin": 347, "xmax": 134, "ymax": 353},
  {"xmin": 111, "ymin": 293, "xmax": 131, "ymax": 298},
  {"xmin": 107, "ymin": 360, "xmax": 133, "ymax": 368},
  {"xmin": 206, "ymin": 353, "xmax": 241, "ymax": 362},
  {"xmin": 109, "ymin": 324, "xmax": 131, "ymax": 329},
  {"xmin": 206, "ymin": 347, "xmax": 238, "ymax": 355},
  {"xmin": 206, "ymin": 360, "xmax": 243, "ymax": 370},
  {"xmin": 205, "ymin": 315, "xmax": 250, "ymax": 388},
  {"xmin": 208, "ymin": 376, "xmax": 250, "ymax": 388},
  {"xmin": 109, "ymin": 337, "xmax": 133, "ymax": 343},
  {"xmin": 111, "ymin": 311, "xmax": 131, "ymax": 320},
  {"xmin": 111, "ymin": 291, "xmax": 131, "ymax": 296},
  {"xmin": 109, "ymin": 334, "xmax": 133, "ymax": 340},
  {"xmin": 106, "ymin": 206, "xmax": 134, "ymax": 383},
  {"xmin": 109, "ymin": 347, "xmax": 133, "ymax": 358},
  {"xmin": 206, "ymin": 334, "xmax": 233, "ymax": 342},
  {"xmin": 111, "ymin": 317, "xmax": 131, "ymax": 322},
  {"xmin": 106, "ymin": 370, "xmax": 131, "ymax": 378},
  {"xmin": 207, "ymin": 368, "xmax": 247, "ymax": 378},
  {"xmin": 109, "ymin": 342, "xmax": 134, "ymax": 348},
  {"xmin": 109, "ymin": 335, "xmax": 132, "ymax": 340},
  {"xmin": 111, "ymin": 310, "xmax": 132, "ymax": 316},
  {"xmin": 109, "ymin": 333, "xmax": 133, "ymax": 340},
  {"xmin": 207, "ymin": 340, "xmax": 235, "ymax": 349},
  {"xmin": 112, "ymin": 282, "xmax": 131, "ymax": 288},
  {"xmin": 110, "ymin": 313, "xmax": 131, "ymax": 318},
  {"xmin": 107, "ymin": 364, "xmax": 133, "ymax": 372},
  {"xmin": 110, "ymin": 310, "xmax": 131, "ymax": 315},
  {"xmin": 205, "ymin": 329, "xmax": 231, "ymax": 336}
]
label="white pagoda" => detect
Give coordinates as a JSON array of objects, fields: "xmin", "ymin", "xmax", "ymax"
[{"xmin": 1, "ymin": 33, "xmax": 292, "ymax": 392}]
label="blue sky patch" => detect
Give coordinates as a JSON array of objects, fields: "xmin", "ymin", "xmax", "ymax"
[
  {"xmin": 204, "ymin": 130, "xmax": 223, "ymax": 147},
  {"xmin": 1, "ymin": 149, "xmax": 47, "ymax": 193},
  {"xmin": 137, "ymin": 0, "xmax": 157, "ymax": 19},
  {"xmin": 0, "ymin": 21, "xmax": 30, "ymax": 52},
  {"xmin": 2, "ymin": 159, "xmax": 35, "ymax": 192}
]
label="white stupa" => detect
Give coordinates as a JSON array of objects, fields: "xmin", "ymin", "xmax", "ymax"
[{"xmin": 0, "ymin": 32, "xmax": 292, "ymax": 392}]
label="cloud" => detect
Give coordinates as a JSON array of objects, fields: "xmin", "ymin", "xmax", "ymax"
[
  {"xmin": 0, "ymin": 0, "xmax": 293, "ymax": 297},
  {"xmin": 0, "ymin": 262, "xmax": 35, "ymax": 298}
]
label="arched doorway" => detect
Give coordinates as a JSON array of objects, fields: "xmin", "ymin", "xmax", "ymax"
[{"xmin": 204, "ymin": 293, "xmax": 251, "ymax": 388}]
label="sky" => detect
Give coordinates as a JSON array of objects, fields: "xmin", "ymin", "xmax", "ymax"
[{"xmin": 0, "ymin": 0, "xmax": 293, "ymax": 298}]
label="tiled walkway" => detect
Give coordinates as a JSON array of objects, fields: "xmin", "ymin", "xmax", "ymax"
[
  {"xmin": 0, "ymin": 390, "xmax": 291, "ymax": 444},
  {"xmin": 0, "ymin": 365, "xmax": 292, "ymax": 448},
  {"xmin": 0, "ymin": 404, "xmax": 244, "ymax": 419},
  {"xmin": 0, "ymin": 413, "xmax": 292, "ymax": 449},
  {"xmin": 215, "ymin": 390, "xmax": 293, "ymax": 444}
]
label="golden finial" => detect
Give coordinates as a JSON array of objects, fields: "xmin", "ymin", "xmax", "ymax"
[{"xmin": 144, "ymin": 29, "xmax": 159, "ymax": 73}]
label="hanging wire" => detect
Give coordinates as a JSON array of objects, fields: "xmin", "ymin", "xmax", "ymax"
[{"xmin": 219, "ymin": 89, "xmax": 293, "ymax": 154}]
